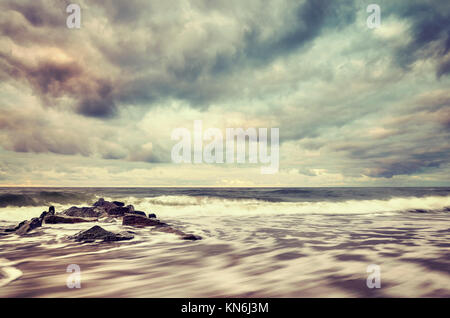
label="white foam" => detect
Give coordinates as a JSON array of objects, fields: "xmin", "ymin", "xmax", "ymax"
[
  {"xmin": 122, "ymin": 195, "xmax": 450, "ymax": 218},
  {"xmin": 0, "ymin": 195, "xmax": 448, "ymax": 224}
]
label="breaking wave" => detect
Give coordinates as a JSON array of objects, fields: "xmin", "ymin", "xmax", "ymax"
[
  {"xmin": 0, "ymin": 191, "xmax": 95, "ymax": 208},
  {"xmin": 0, "ymin": 187, "xmax": 449, "ymax": 223},
  {"xmin": 122, "ymin": 195, "xmax": 450, "ymax": 218}
]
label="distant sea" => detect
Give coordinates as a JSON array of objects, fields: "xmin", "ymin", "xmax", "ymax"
[{"xmin": 0, "ymin": 187, "xmax": 449, "ymax": 217}]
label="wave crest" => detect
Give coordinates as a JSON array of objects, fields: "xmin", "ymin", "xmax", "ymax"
[{"xmin": 0, "ymin": 191, "xmax": 95, "ymax": 208}]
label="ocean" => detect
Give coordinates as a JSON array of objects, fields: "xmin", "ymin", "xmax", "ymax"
[{"xmin": 0, "ymin": 187, "xmax": 449, "ymax": 297}]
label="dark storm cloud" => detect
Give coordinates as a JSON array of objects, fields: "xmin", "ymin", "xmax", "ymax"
[
  {"xmin": 5, "ymin": 0, "xmax": 67, "ymax": 28},
  {"xmin": 242, "ymin": 0, "xmax": 355, "ymax": 63},
  {"xmin": 0, "ymin": 51, "xmax": 117, "ymax": 117},
  {"xmin": 0, "ymin": 51, "xmax": 82, "ymax": 96},
  {"xmin": 366, "ymin": 151, "xmax": 449, "ymax": 178},
  {"xmin": 90, "ymin": 0, "xmax": 357, "ymax": 108},
  {"xmin": 0, "ymin": 0, "xmax": 447, "ymax": 119},
  {"xmin": 0, "ymin": 0, "xmax": 117, "ymax": 117},
  {"xmin": 385, "ymin": 0, "xmax": 450, "ymax": 77},
  {"xmin": 332, "ymin": 140, "xmax": 450, "ymax": 179},
  {"xmin": 75, "ymin": 81, "xmax": 117, "ymax": 118},
  {"xmin": 208, "ymin": 0, "xmax": 356, "ymax": 77},
  {"xmin": 437, "ymin": 58, "xmax": 450, "ymax": 78}
]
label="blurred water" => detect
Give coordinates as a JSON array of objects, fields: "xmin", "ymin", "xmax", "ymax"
[{"xmin": 0, "ymin": 187, "xmax": 449, "ymax": 297}]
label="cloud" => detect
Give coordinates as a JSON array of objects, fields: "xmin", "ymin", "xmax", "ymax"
[
  {"xmin": 1, "ymin": 0, "xmax": 358, "ymax": 116},
  {"xmin": 0, "ymin": 0, "xmax": 449, "ymax": 185},
  {"xmin": 0, "ymin": 49, "xmax": 117, "ymax": 117},
  {"xmin": 385, "ymin": 0, "xmax": 450, "ymax": 77}
]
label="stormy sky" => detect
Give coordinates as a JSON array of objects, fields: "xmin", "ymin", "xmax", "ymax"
[{"xmin": 0, "ymin": 0, "xmax": 449, "ymax": 186}]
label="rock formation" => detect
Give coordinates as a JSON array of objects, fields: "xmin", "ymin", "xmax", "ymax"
[
  {"xmin": 44, "ymin": 215, "xmax": 97, "ymax": 224},
  {"xmin": 15, "ymin": 218, "xmax": 42, "ymax": 236},
  {"xmin": 62, "ymin": 206, "xmax": 105, "ymax": 218},
  {"xmin": 122, "ymin": 214, "xmax": 167, "ymax": 227},
  {"xmin": 69, "ymin": 225, "xmax": 134, "ymax": 242},
  {"xmin": 0, "ymin": 198, "xmax": 202, "ymax": 241}
]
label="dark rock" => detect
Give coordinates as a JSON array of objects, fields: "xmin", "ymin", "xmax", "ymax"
[
  {"xmin": 148, "ymin": 213, "xmax": 157, "ymax": 218},
  {"xmin": 2, "ymin": 220, "xmax": 27, "ymax": 234},
  {"xmin": 38, "ymin": 206, "xmax": 54, "ymax": 222},
  {"xmin": 62, "ymin": 206, "xmax": 106, "ymax": 218},
  {"xmin": 125, "ymin": 205, "xmax": 135, "ymax": 213},
  {"xmin": 44, "ymin": 215, "xmax": 97, "ymax": 224},
  {"xmin": 108, "ymin": 206, "xmax": 133, "ymax": 216},
  {"xmin": 15, "ymin": 218, "xmax": 42, "ymax": 236},
  {"xmin": 181, "ymin": 234, "xmax": 202, "ymax": 241},
  {"xmin": 93, "ymin": 198, "xmax": 105, "ymax": 206},
  {"xmin": 93, "ymin": 198, "xmax": 119, "ymax": 213},
  {"xmin": 3, "ymin": 218, "xmax": 42, "ymax": 235},
  {"xmin": 134, "ymin": 211, "xmax": 146, "ymax": 217},
  {"xmin": 122, "ymin": 214, "xmax": 167, "ymax": 227},
  {"xmin": 69, "ymin": 225, "xmax": 134, "ymax": 242},
  {"xmin": 409, "ymin": 209, "xmax": 428, "ymax": 213},
  {"xmin": 3, "ymin": 227, "xmax": 18, "ymax": 233},
  {"xmin": 39, "ymin": 211, "xmax": 48, "ymax": 220},
  {"xmin": 112, "ymin": 201, "xmax": 125, "ymax": 207}
]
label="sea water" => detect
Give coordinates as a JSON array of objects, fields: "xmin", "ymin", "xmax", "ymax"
[{"xmin": 0, "ymin": 187, "xmax": 449, "ymax": 297}]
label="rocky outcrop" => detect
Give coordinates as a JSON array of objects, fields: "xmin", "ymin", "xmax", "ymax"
[
  {"xmin": 3, "ymin": 220, "xmax": 27, "ymax": 233},
  {"xmin": 134, "ymin": 211, "xmax": 146, "ymax": 217},
  {"xmin": 108, "ymin": 206, "xmax": 133, "ymax": 216},
  {"xmin": 92, "ymin": 199, "xmax": 144, "ymax": 218},
  {"xmin": 39, "ymin": 206, "xmax": 55, "ymax": 220},
  {"xmin": 15, "ymin": 218, "xmax": 42, "ymax": 236},
  {"xmin": 181, "ymin": 234, "xmax": 202, "ymax": 241},
  {"xmin": 112, "ymin": 201, "xmax": 125, "ymax": 207},
  {"xmin": 62, "ymin": 206, "xmax": 106, "ymax": 218},
  {"xmin": 122, "ymin": 214, "xmax": 167, "ymax": 227},
  {"xmin": 3, "ymin": 206, "xmax": 55, "ymax": 236},
  {"xmin": 44, "ymin": 215, "xmax": 97, "ymax": 224},
  {"xmin": 2, "ymin": 200, "xmax": 201, "ymax": 241},
  {"xmin": 69, "ymin": 225, "xmax": 134, "ymax": 243},
  {"xmin": 93, "ymin": 198, "xmax": 119, "ymax": 213},
  {"xmin": 93, "ymin": 198, "xmax": 136, "ymax": 216}
]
